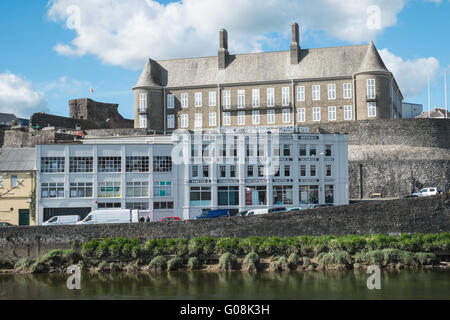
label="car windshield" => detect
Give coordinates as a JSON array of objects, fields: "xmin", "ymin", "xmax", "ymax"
[{"xmin": 48, "ymin": 217, "xmax": 57, "ymax": 223}]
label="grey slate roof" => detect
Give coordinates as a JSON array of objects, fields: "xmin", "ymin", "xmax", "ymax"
[
  {"xmin": 0, "ymin": 113, "xmax": 17, "ymax": 125},
  {"xmin": 134, "ymin": 42, "xmax": 391, "ymax": 88},
  {"xmin": 0, "ymin": 148, "xmax": 36, "ymax": 171}
]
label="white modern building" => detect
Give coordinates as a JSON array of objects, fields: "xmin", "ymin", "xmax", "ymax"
[{"xmin": 35, "ymin": 128, "xmax": 349, "ymax": 225}]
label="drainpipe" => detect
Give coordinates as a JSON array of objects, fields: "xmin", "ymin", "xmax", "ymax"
[
  {"xmin": 292, "ymin": 79, "xmax": 296, "ymax": 127},
  {"xmin": 163, "ymin": 87, "xmax": 166, "ymax": 134},
  {"xmin": 352, "ymin": 74, "xmax": 357, "ymax": 121}
]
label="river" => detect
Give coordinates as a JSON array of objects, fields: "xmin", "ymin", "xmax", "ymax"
[{"xmin": 0, "ymin": 269, "xmax": 449, "ymax": 300}]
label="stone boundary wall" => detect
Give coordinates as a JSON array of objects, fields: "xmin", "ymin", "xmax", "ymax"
[{"xmin": 1, "ymin": 196, "xmax": 448, "ymax": 260}]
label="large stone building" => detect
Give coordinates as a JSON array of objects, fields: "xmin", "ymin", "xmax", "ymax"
[{"xmin": 133, "ymin": 23, "xmax": 403, "ymax": 131}]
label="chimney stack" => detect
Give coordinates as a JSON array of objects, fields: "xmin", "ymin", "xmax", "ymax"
[
  {"xmin": 218, "ymin": 29, "xmax": 229, "ymax": 69},
  {"xmin": 290, "ymin": 22, "xmax": 300, "ymax": 64}
]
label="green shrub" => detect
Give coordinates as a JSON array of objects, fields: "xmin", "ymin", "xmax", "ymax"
[
  {"xmin": 81, "ymin": 239, "xmax": 100, "ymax": 257},
  {"xmin": 216, "ymin": 237, "xmax": 240, "ymax": 254},
  {"xmin": 95, "ymin": 242, "xmax": 110, "ymax": 259},
  {"xmin": 238, "ymin": 237, "xmax": 263, "ymax": 255},
  {"xmin": 381, "ymin": 248, "xmax": 403, "ymax": 264},
  {"xmin": 415, "ymin": 252, "xmax": 437, "ymax": 265},
  {"xmin": 168, "ymin": 257, "xmax": 184, "ymax": 271},
  {"xmin": 288, "ymin": 253, "xmax": 299, "ymax": 269},
  {"xmin": 400, "ymin": 251, "xmax": 418, "ymax": 267},
  {"xmin": 98, "ymin": 261, "xmax": 109, "ymax": 272},
  {"xmin": 270, "ymin": 256, "xmax": 290, "ymax": 272},
  {"xmin": 188, "ymin": 238, "xmax": 203, "ymax": 256},
  {"xmin": 302, "ymin": 256, "xmax": 311, "ymax": 267},
  {"xmin": 109, "ymin": 262, "xmax": 121, "ymax": 272},
  {"xmin": 366, "ymin": 250, "xmax": 384, "ymax": 265},
  {"xmin": 14, "ymin": 258, "xmax": 31, "ymax": 272},
  {"xmin": 242, "ymin": 252, "xmax": 260, "ymax": 272},
  {"xmin": 218, "ymin": 252, "xmax": 238, "ymax": 271},
  {"xmin": 144, "ymin": 239, "xmax": 166, "ymax": 255},
  {"xmin": 317, "ymin": 250, "xmax": 352, "ymax": 267},
  {"xmin": 149, "ymin": 256, "xmax": 167, "ymax": 271},
  {"xmin": 187, "ymin": 257, "xmax": 201, "ymax": 270}
]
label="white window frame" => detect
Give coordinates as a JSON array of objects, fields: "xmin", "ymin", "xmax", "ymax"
[
  {"xmin": 194, "ymin": 113, "xmax": 203, "ymax": 127},
  {"xmin": 267, "ymin": 88, "xmax": 275, "ymax": 107},
  {"xmin": 344, "ymin": 105, "xmax": 353, "ymax": 120},
  {"xmin": 282, "ymin": 109, "xmax": 291, "ymax": 124},
  {"xmin": 252, "ymin": 89, "xmax": 260, "ymax": 108},
  {"xmin": 195, "ymin": 92, "xmax": 202, "ymax": 107},
  {"xmin": 209, "ymin": 112, "xmax": 216, "ymax": 127},
  {"xmin": 167, "ymin": 114, "xmax": 175, "ymax": 129},
  {"xmin": 297, "ymin": 108, "xmax": 305, "ymax": 122},
  {"xmin": 328, "ymin": 106, "xmax": 336, "ymax": 121},
  {"xmin": 181, "ymin": 93, "xmax": 188, "ymax": 108},
  {"xmin": 139, "ymin": 93, "xmax": 147, "ymax": 112},
  {"xmin": 139, "ymin": 114, "xmax": 147, "ymax": 128},
  {"xmin": 297, "ymin": 86, "xmax": 305, "ymax": 101},
  {"xmin": 343, "ymin": 83, "xmax": 352, "ymax": 99},
  {"xmin": 237, "ymin": 90, "xmax": 245, "ymax": 108},
  {"xmin": 209, "ymin": 91, "xmax": 216, "ymax": 107},
  {"xmin": 181, "ymin": 114, "xmax": 188, "ymax": 128},
  {"xmin": 237, "ymin": 111, "xmax": 245, "ymax": 126},
  {"xmin": 167, "ymin": 94, "xmax": 174, "ymax": 109},
  {"xmin": 367, "ymin": 102, "xmax": 376, "ymax": 117},
  {"xmin": 282, "ymin": 87, "xmax": 290, "ymax": 106},
  {"xmin": 313, "ymin": 107, "xmax": 321, "ymax": 122},
  {"xmin": 267, "ymin": 109, "xmax": 275, "ymax": 124},
  {"xmin": 223, "ymin": 112, "xmax": 231, "ymax": 126},
  {"xmin": 367, "ymin": 79, "xmax": 376, "ymax": 99},
  {"xmin": 328, "ymin": 84, "xmax": 336, "ymax": 100},
  {"xmin": 223, "ymin": 90, "xmax": 231, "ymax": 109},
  {"xmin": 312, "ymin": 85, "xmax": 321, "ymax": 101},
  {"xmin": 252, "ymin": 110, "xmax": 260, "ymax": 125}
]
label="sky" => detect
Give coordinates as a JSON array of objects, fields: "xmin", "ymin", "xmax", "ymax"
[{"xmin": 0, "ymin": 0, "xmax": 449, "ymax": 119}]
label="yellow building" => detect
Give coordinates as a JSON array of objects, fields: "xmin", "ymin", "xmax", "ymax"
[{"xmin": 0, "ymin": 148, "xmax": 36, "ymax": 226}]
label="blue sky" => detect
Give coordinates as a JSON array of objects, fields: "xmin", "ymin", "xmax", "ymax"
[{"xmin": 0, "ymin": 0, "xmax": 449, "ymax": 119}]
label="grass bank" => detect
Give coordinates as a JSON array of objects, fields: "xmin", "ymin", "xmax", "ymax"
[{"xmin": 4, "ymin": 233, "xmax": 450, "ymax": 273}]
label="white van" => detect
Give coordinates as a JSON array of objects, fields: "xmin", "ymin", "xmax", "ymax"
[
  {"xmin": 77, "ymin": 209, "xmax": 139, "ymax": 225},
  {"xmin": 246, "ymin": 208, "xmax": 269, "ymax": 216},
  {"xmin": 43, "ymin": 215, "xmax": 81, "ymax": 226}
]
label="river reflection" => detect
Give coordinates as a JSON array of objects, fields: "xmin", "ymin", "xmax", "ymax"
[{"xmin": 0, "ymin": 270, "xmax": 449, "ymax": 300}]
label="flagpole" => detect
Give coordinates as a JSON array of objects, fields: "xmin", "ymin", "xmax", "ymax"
[
  {"xmin": 445, "ymin": 72, "xmax": 448, "ymax": 119},
  {"xmin": 428, "ymin": 73, "xmax": 430, "ymax": 118}
]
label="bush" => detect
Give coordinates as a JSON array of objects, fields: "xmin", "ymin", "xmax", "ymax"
[
  {"xmin": 149, "ymin": 256, "xmax": 167, "ymax": 271},
  {"xmin": 302, "ymin": 256, "xmax": 311, "ymax": 267},
  {"xmin": 144, "ymin": 239, "xmax": 166, "ymax": 256},
  {"xmin": 415, "ymin": 252, "xmax": 437, "ymax": 265},
  {"xmin": 288, "ymin": 253, "xmax": 299, "ymax": 269},
  {"xmin": 98, "ymin": 261, "xmax": 109, "ymax": 272},
  {"xmin": 242, "ymin": 252, "xmax": 260, "ymax": 272},
  {"xmin": 187, "ymin": 257, "xmax": 201, "ymax": 270},
  {"xmin": 216, "ymin": 237, "xmax": 240, "ymax": 255},
  {"xmin": 14, "ymin": 257, "xmax": 32, "ymax": 272},
  {"xmin": 81, "ymin": 239, "xmax": 100, "ymax": 258},
  {"xmin": 238, "ymin": 237, "xmax": 264, "ymax": 255},
  {"xmin": 109, "ymin": 262, "xmax": 121, "ymax": 272},
  {"xmin": 168, "ymin": 257, "xmax": 184, "ymax": 271},
  {"xmin": 270, "ymin": 256, "xmax": 290, "ymax": 272},
  {"xmin": 218, "ymin": 252, "xmax": 238, "ymax": 271},
  {"xmin": 317, "ymin": 250, "xmax": 352, "ymax": 268}
]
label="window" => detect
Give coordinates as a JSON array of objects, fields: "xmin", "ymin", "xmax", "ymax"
[
  {"xmin": 139, "ymin": 93, "xmax": 147, "ymax": 112},
  {"xmin": 299, "ymin": 145, "xmax": 306, "ymax": 156},
  {"xmin": 181, "ymin": 93, "xmax": 188, "ymax": 108},
  {"xmin": 11, "ymin": 175, "xmax": 18, "ymax": 187},
  {"xmin": 195, "ymin": 92, "xmax": 202, "ymax": 107},
  {"xmin": 195, "ymin": 113, "xmax": 203, "ymax": 127},
  {"xmin": 220, "ymin": 165, "xmax": 226, "ymax": 178},
  {"xmin": 41, "ymin": 157, "xmax": 65, "ymax": 173},
  {"xmin": 326, "ymin": 164, "xmax": 332, "ymax": 177},
  {"xmin": 167, "ymin": 94, "xmax": 174, "ymax": 109},
  {"xmin": 230, "ymin": 165, "xmax": 236, "ymax": 177},
  {"xmin": 98, "ymin": 157, "xmax": 121, "ymax": 173},
  {"xmin": 153, "ymin": 181, "xmax": 172, "ymax": 197},
  {"xmin": 328, "ymin": 84, "xmax": 336, "ymax": 100},
  {"xmin": 69, "ymin": 157, "xmax": 93, "ymax": 173},
  {"xmin": 328, "ymin": 106, "xmax": 336, "ymax": 121},
  {"xmin": 267, "ymin": 88, "xmax": 275, "ymax": 106},
  {"xmin": 282, "ymin": 109, "xmax": 291, "ymax": 123},
  {"xmin": 98, "ymin": 202, "xmax": 121, "ymax": 209},
  {"xmin": 203, "ymin": 165, "xmax": 209, "ymax": 178},
  {"xmin": 252, "ymin": 89, "xmax": 260, "ymax": 107},
  {"xmin": 258, "ymin": 165, "xmax": 265, "ymax": 177},
  {"xmin": 267, "ymin": 109, "xmax": 275, "ymax": 124},
  {"xmin": 343, "ymin": 83, "xmax": 352, "ymax": 99},
  {"xmin": 237, "ymin": 90, "xmax": 245, "ymax": 108},
  {"xmin": 237, "ymin": 111, "xmax": 245, "ymax": 125},
  {"xmin": 313, "ymin": 107, "xmax": 321, "ymax": 122},
  {"xmin": 298, "ymin": 108, "xmax": 305, "ymax": 122},
  {"xmin": 41, "ymin": 182, "xmax": 64, "ymax": 198},
  {"xmin": 344, "ymin": 105, "xmax": 353, "ymax": 120},
  {"xmin": 0, "ymin": 176, "xmax": 2, "ymax": 187},
  {"xmin": 325, "ymin": 145, "xmax": 332, "ymax": 157},
  {"xmin": 139, "ymin": 114, "xmax": 147, "ymax": 128},
  {"xmin": 284, "ymin": 165, "xmax": 291, "ymax": 177},
  {"xmin": 246, "ymin": 144, "xmax": 254, "ymax": 157},
  {"xmin": 192, "ymin": 165, "xmax": 199, "ymax": 178},
  {"xmin": 70, "ymin": 182, "xmax": 93, "ymax": 198},
  {"xmin": 209, "ymin": 112, "xmax": 217, "ymax": 127},
  {"xmin": 98, "ymin": 181, "xmax": 121, "ymax": 198},
  {"xmin": 223, "ymin": 112, "xmax": 231, "ymax": 126},
  {"xmin": 181, "ymin": 114, "xmax": 188, "ymax": 128},
  {"xmin": 310, "ymin": 165, "xmax": 316, "ymax": 177},
  {"xmin": 273, "ymin": 144, "xmax": 280, "ymax": 157},
  {"xmin": 218, "ymin": 186, "xmax": 239, "ymax": 206},
  {"xmin": 282, "ymin": 144, "xmax": 291, "ymax": 157},
  {"xmin": 325, "ymin": 185, "xmax": 334, "ymax": 204},
  {"xmin": 368, "ymin": 102, "xmax": 376, "ymax": 117},
  {"xmin": 153, "ymin": 156, "xmax": 172, "ymax": 172},
  {"xmin": 209, "ymin": 91, "xmax": 216, "ymax": 107},
  {"xmin": 312, "ymin": 85, "xmax": 320, "ymax": 101},
  {"xmin": 153, "ymin": 202, "xmax": 174, "ymax": 210},
  {"xmin": 126, "ymin": 202, "xmax": 149, "ymax": 210},
  {"xmin": 310, "ymin": 146, "xmax": 317, "ymax": 156},
  {"xmin": 247, "ymin": 165, "xmax": 254, "ymax": 177},
  {"xmin": 297, "ymin": 86, "xmax": 305, "ymax": 101},
  {"xmin": 299, "ymin": 185, "xmax": 319, "ymax": 204},
  {"xmin": 257, "ymin": 144, "xmax": 265, "ymax": 157},
  {"xmin": 190, "ymin": 186, "xmax": 211, "ymax": 207},
  {"xmin": 252, "ymin": 110, "xmax": 260, "ymax": 124},
  {"xmin": 125, "ymin": 181, "xmax": 149, "ymax": 197},
  {"xmin": 167, "ymin": 114, "xmax": 175, "ymax": 129},
  {"xmin": 367, "ymin": 79, "xmax": 376, "ymax": 99},
  {"xmin": 282, "ymin": 87, "xmax": 290, "ymax": 106},
  {"xmin": 274, "ymin": 165, "xmax": 280, "ymax": 177},
  {"xmin": 300, "ymin": 165, "xmax": 306, "ymax": 177},
  {"xmin": 245, "ymin": 186, "xmax": 267, "ymax": 205},
  {"xmin": 223, "ymin": 90, "xmax": 231, "ymax": 109},
  {"xmin": 273, "ymin": 185, "xmax": 293, "ymax": 205}
]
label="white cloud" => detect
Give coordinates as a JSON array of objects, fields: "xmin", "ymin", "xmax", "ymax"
[
  {"xmin": 379, "ymin": 49, "xmax": 440, "ymax": 98},
  {"xmin": 0, "ymin": 73, "xmax": 49, "ymax": 118},
  {"xmin": 47, "ymin": 0, "xmax": 406, "ymax": 69}
]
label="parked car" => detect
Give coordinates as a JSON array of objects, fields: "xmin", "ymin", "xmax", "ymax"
[
  {"xmin": 236, "ymin": 210, "xmax": 248, "ymax": 216},
  {"xmin": 285, "ymin": 207, "xmax": 303, "ymax": 212},
  {"xmin": 411, "ymin": 187, "xmax": 440, "ymax": 197},
  {"xmin": 77, "ymin": 209, "xmax": 139, "ymax": 225},
  {"xmin": 268, "ymin": 207, "xmax": 287, "ymax": 213},
  {"xmin": 311, "ymin": 204, "xmax": 334, "ymax": 208},
  {"xmin": 246, "ymin": 208, "xmax": 269, "ymax": 216},
  {"xmin": 195, "ymin": 209, "xmax": 229, "ymax": 220},
  {"xmin": 43, "ymin": 215, "xmax": 81, "ymax": 226},
  {"xmin": 0, "ymin": 222, "xmax": 13, "ymax": 227},
  {"xmin": 161, "ymin": 217, "xmax": 182, "ymax": 222}
]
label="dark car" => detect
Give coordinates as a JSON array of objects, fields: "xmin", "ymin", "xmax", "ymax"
[
  {"xmin": 268, "ymin": 207, "xmax": 287, "ymax": 213},
  {"xmin": 236, "ymin": 210, "xmax": 248, "ymax": 216},
  {"xmin": 311, "ymin": 204, "xmax": 333, "ymax": 209},
  {"xmin": 160, "ymin": 217, "xmax": 182, "ymax": 222},
  {"xmin": 0, "ymin": 222, "xmax": 13, "ymax": 227}
]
